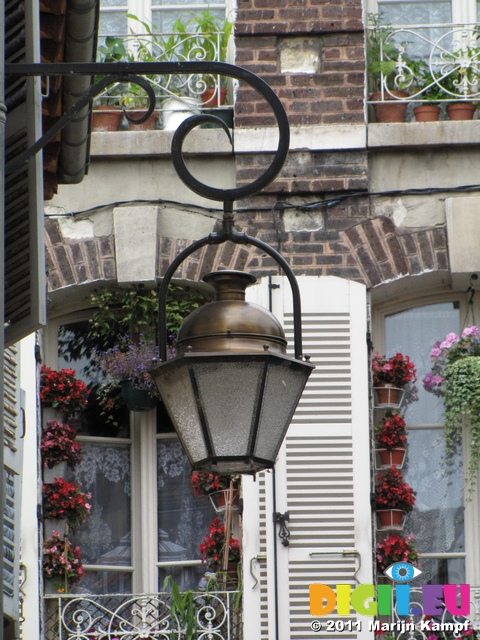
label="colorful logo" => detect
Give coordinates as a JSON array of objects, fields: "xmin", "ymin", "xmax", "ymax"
[{"xmin": 309, "ymin": 563, "xmax": 470, "ymax": 617}]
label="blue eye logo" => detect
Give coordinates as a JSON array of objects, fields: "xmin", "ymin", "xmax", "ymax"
[{"xmin": 384, "ymin": 562, "xmax": 422, "ymax": 582}]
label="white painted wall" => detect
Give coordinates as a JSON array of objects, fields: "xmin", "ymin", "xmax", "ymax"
[{"xmin": 19, "ymin": 333, "xmax": 41, "ymax": 639}]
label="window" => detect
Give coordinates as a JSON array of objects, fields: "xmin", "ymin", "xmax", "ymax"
[
  {"xmin": 99, "ymin": 0, "xmax": 228, "ymax": 40},
  {"xmin": 384, "ymin": 302, "xmax": 466, "ymax": 585},
  {"xmin": 50, "ymin": 315, "xmax": 216, "ymax": 595}
]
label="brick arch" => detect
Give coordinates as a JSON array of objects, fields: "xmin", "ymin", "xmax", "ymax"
[{"xmin": 45, "ymin": 214, "xmax": 449, "ymax": 296}]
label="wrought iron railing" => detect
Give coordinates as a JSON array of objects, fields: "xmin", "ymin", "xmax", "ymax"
[
  {"xmin": 386, "ymin": 585, "xmax": 480, "ymax": 639},
  {"xmin": 94, "ymin": 32, "xmax": 231, "ymax": 112},
  {"xmin": 367, "ymin": 22, "xmax": 480, "ymax": 103},
  {"xmin": 43, "ymin": 591, "xmax": 242, "ymax": 639}
]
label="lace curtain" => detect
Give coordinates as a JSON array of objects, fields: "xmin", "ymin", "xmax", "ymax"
[
  {"xmin": 69, "ymin": 442, "xmax": 132, "ymax": 594},
  {"xmin": 385, "ymin": 302, "xmax": 465, "ymax": 583},
  {"xmin": 157, "ymin": 440, "xmax": 216, "ymax": 590}
]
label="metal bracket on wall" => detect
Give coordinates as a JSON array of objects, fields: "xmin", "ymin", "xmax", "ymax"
[{"xmin": 273, "ymin": 511, "xmax": 290, "ymax": 547}]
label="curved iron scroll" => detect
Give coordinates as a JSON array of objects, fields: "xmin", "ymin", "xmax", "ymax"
[
  {"xmin": 158, "ymin": 211, "xmax": 304, "ymax": 362},
  {"xmin": 5, "ymin": 61, "xmax": 289, "ymax": 180}
]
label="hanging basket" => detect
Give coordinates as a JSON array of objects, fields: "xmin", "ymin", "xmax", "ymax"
[
  {"xmin": 376, "ymin": 448, "xmax": 406, "ymax": 469},
  {"xmin": 43, "ymin": 461, "xmax": 69, "ymax": 484},
  {"xmin": 209, "ymin": 489, "xmax": 239, "ymax": 514},
  {"xmin": 376, "ymin": 509, "xmax": 405, "ymax": 531},
  {"xmin": 374, "ymin": 385, "xmax": 405, "ymax": 409},
  {"xmin": 120, "ymin": 381, "xmax": 157, "ymax": 412}
]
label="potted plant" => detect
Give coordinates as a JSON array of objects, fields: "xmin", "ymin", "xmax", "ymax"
[
  {"xmin": 372, "ymin": 351, "xmax": 417, "ymax": 406},
  {"xmin": 367, "ymin": 13, "xmax": 415, "ymax": 122},
  {"xmin": 42, "ymin": 478, "xmax": 91, "ymax": 534},
  {"xmin": 40, "ymin": 365, "xmax": 89, "ymax": 421},
  {"xmin": 440, "ymin": 49, "xmax": 479, "ymax": 120},
  {"xmin": 200, "ymin": 516, "xmax": 241, "ymax": 581},
  {"xmin": 191, "ymin": 472, "xmax": 239, "ymax": 512},
  {"xmin": 412, "ymin": 63, "xmax": 444, "ymax": 121},
  {"xmin": 375, "ymin": 465, "xmax": 416, "ymax": 529},
  {"xmin": 92, "ymin": 36, "xmax": 128, "ymax": 131},
  {"xmin": 375, "ymin": 412, "xmax": 407, "ymax": 467},
  {"xmin": 94, "ymin": 338, "xmax": 161, "ymax": 411},
  {"xmin": 376, "ymin": 533, "xmax": 419, "ymax": 574},
  {"xmin": 424, "ymin": 325, "xmax": 480, "ymax": 493},
  {"xmin": 41, "ymin": 421, "xmax": 82, "ymax": 483},
  {"xmin": 43, "ymin": 531, "xmax": 84, "ymax": 593}
]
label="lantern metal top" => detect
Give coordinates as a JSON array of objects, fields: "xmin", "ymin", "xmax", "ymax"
[{"xmin": 176, "ymin": 271, "xmax": 287, "ymax": 356}]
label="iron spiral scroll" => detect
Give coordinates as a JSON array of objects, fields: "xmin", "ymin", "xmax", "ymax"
[{"xmin": 5, "ymin": 61, "xmax": 289, "ymax": 181}]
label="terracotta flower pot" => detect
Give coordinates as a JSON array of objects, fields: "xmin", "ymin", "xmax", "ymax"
[
  {"xmin": 413, "ymin": 104, "xmax": 441, "ymax": 122},
  {"xmin": 447, "ymin": 102, "xmax": 476, "ymax": 120},
  {"xmin": 374, "ymin": 384, "xmax": 404, "ymax": 407},
  {"xmin": 371, "ymin": 91, "xmax": 409, "ymax": 123},
  {"xmin": 126, "ymin": 110, "xmax": 160, "ymax": 130},
  {"xmin": 377, "ymin": 448, "xmax": 406, "ymax": 468},
  {"xmin": 377, "ymin": 509, "xmax": 405, "ymax": 530},
  {"xmin": 209, "ymin": 489, "xmax": 239, "ymax": 513},
  {"xmin": 91, "ymin": 106, "xmax": 123, "ymax": 131},
  {"xmin": 201, "ymin": 87, "xmax": 227, "ymax": 108}
]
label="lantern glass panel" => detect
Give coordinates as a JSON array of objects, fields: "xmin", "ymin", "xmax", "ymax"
[
  {"xmin": 192, "ymin": 361, "xmax": 265, "ymax": 457},
  {"xmin": 152, "ymin": 363, "xmax": 209, "ymax": 464},
  {"xmin": 254, "ymin": 361, "xmax": 312, "ymax": 460}
]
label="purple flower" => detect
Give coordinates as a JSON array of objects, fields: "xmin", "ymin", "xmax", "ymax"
[
  {"xmin": 430, "ymin": 346, "xmax": 442, "ymax": 358},
  {"xmin": 462, "ymin": 325, "xmax": 479, "ymax": 339}
]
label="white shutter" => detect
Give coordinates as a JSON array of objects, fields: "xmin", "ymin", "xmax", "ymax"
[
  {"xmin": 3, "ymin": 345, "xmax": 24, "ymax": 621},
  {"xmin": 243, "ymin": 276, "xmax": 373, "ymax": 640}
]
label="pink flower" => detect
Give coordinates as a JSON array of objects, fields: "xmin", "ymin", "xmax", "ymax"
[
  {"xmin": 462, "ymin": 326, "xmax": 479, "ymax": 339},
  {"xmin": 440, "ymin": 333, "xmax": 460, "ymax": 349},
  {"xmin": 430, "ymin": 346, "xmax": 442, "ymax": 358}
]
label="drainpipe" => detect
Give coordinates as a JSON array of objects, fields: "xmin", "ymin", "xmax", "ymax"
[
  {"xmin": 0, "ymin": 0, "xmax": 5, "ymax": 637},
  {"xmin": 57, "ymin": 0, "xmax": 99, "ymax": 184}
]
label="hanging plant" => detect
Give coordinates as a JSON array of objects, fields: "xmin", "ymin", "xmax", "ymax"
[
  {"xmin": 375, "ymin": 533, "xmax": 419, "ymax": 573},
  {"xmin": 424, "ymin": 326, "xmax": 480, "ymax": 493},
  {"xmin": 374, "ymin": 412, "xmax": 407, "ymax": 450},
  {"xmin": 199, "ymin": 517, "xmax": 240, "ymax": 567},
  {"xmin": 40, "ymin": 366, "xmax": 89, "ymax": 417},
  {"xmin": 43, "ymin": 532, "xmax": 84, "ymax": 591},
  {"xmin": 42, "ymin": 479, "xmax": 91, "ymax": 532},
  {"xmin": 190, "ymin": 472, "xmax": 236, "ymax": 497},
  {"xmin": 41, "ymin": 421, "xmax": 82, "ymax": 470},
  {"xmin": 374, "ymin": 466, "xmax": 416, "ymax": 512},
  {"xmin": 372, "ymin": 352, "xmax": 417, "ymax": 387}
]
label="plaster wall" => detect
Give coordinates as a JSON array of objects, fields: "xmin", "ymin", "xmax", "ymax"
[
  {"xmin": 51, "ymin": 156, "xmax": 236, "ymax": 214},
  {"xmin": 369, "ymin": 148, "xmax": 480, "ymax": 228}
]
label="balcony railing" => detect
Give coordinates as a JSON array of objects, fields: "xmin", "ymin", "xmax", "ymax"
[
  {"xmin": 94, "ymin": 32, "xmax": 231, "ymax": 113},
  {"xmin": 367, "ymin": 22, "xmax": 480, "ymax": 104},
  {"xmin": 385, "ymin": 585, "xmax": 480, "ymax": 639},
  {"xmin": 43, "ymin": 591, "xmax": 242, "ymax": 639}
]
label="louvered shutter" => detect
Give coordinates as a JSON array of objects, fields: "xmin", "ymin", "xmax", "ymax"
[
  {"xmin": 3, "ymin": 344, "xmax": 24, "ymax": 621},
  {"xmin": 4, "ymin": 0, "xmax": 46, "ymax": 346},
  {"xmin": 243, "ymin": 276, "xmax": 373, "ymax": 640}
]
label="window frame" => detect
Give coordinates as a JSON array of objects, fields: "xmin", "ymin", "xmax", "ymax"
[
  {"xmin": 372, "ymin": 290, "xmax": 480, "ymax": 584},
  {"xmin": 365, "ymin": 0, "xmax": 478, "ymax": 24},
  {"xmin": 44, "ymin": 310, "xmax": 213, "ymax": 595}
]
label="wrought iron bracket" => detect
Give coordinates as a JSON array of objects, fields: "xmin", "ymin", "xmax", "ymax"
[
  {"xmin": 5, "ymin": 61, "xmax": 289, "ymax": 179},
  {"xmin": 273, "ymin": 511, "xmax": 290, "ymax": 547}
]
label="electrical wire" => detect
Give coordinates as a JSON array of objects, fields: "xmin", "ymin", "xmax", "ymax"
[{"xmin": 44, "ymin": 181, "xmax": 480, "ymax": 219}]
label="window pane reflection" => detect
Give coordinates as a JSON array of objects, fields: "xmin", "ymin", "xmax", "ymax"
[
  {"xmin": 69, "ymin": 443, "xmax": 132, "ymax": 570},
  {"xmin": 157, "ymin": 440, "xmax": 215, "ymax": 589}
]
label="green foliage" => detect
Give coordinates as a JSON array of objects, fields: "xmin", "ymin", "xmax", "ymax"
[
  {"xmin": 443, "ymin": 356, "xmax": 480, "ymax": 494},
  {"xmin": 88, "ymin": 283, "xmax": 210, "ymax": 347},
  {"xmin": 162, "ymin": 575, "xmax": 199, "ymax": 640},
  {"xmin": 366, "ymin": 13, "xmax": 415, "ymax": 93}
]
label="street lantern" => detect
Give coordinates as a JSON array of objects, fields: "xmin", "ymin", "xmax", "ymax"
[
  {"xmin": 6, "ymin": 58, "xmax": 316, "ymax": 475},
  {"xmin": 150, "ymin": 270, "xmax": 314, "ymax": 474}
]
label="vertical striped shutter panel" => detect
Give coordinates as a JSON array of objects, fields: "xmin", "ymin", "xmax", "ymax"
[
  {"xmin": 243, "ymin": 276, "xmax": 373, "ymax": 640},
  {"xmin": 3, "ymin": 344, "xmax": 24, "ymax": 621},
  {"xmin": 4, "ymin": 0, "xmax": 46, "ymax": 347}
]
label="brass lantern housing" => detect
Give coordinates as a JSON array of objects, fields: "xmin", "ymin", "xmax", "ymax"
[{"xmin": 151, "ymin": 270, "xmax": 314, "ymax": 475}]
